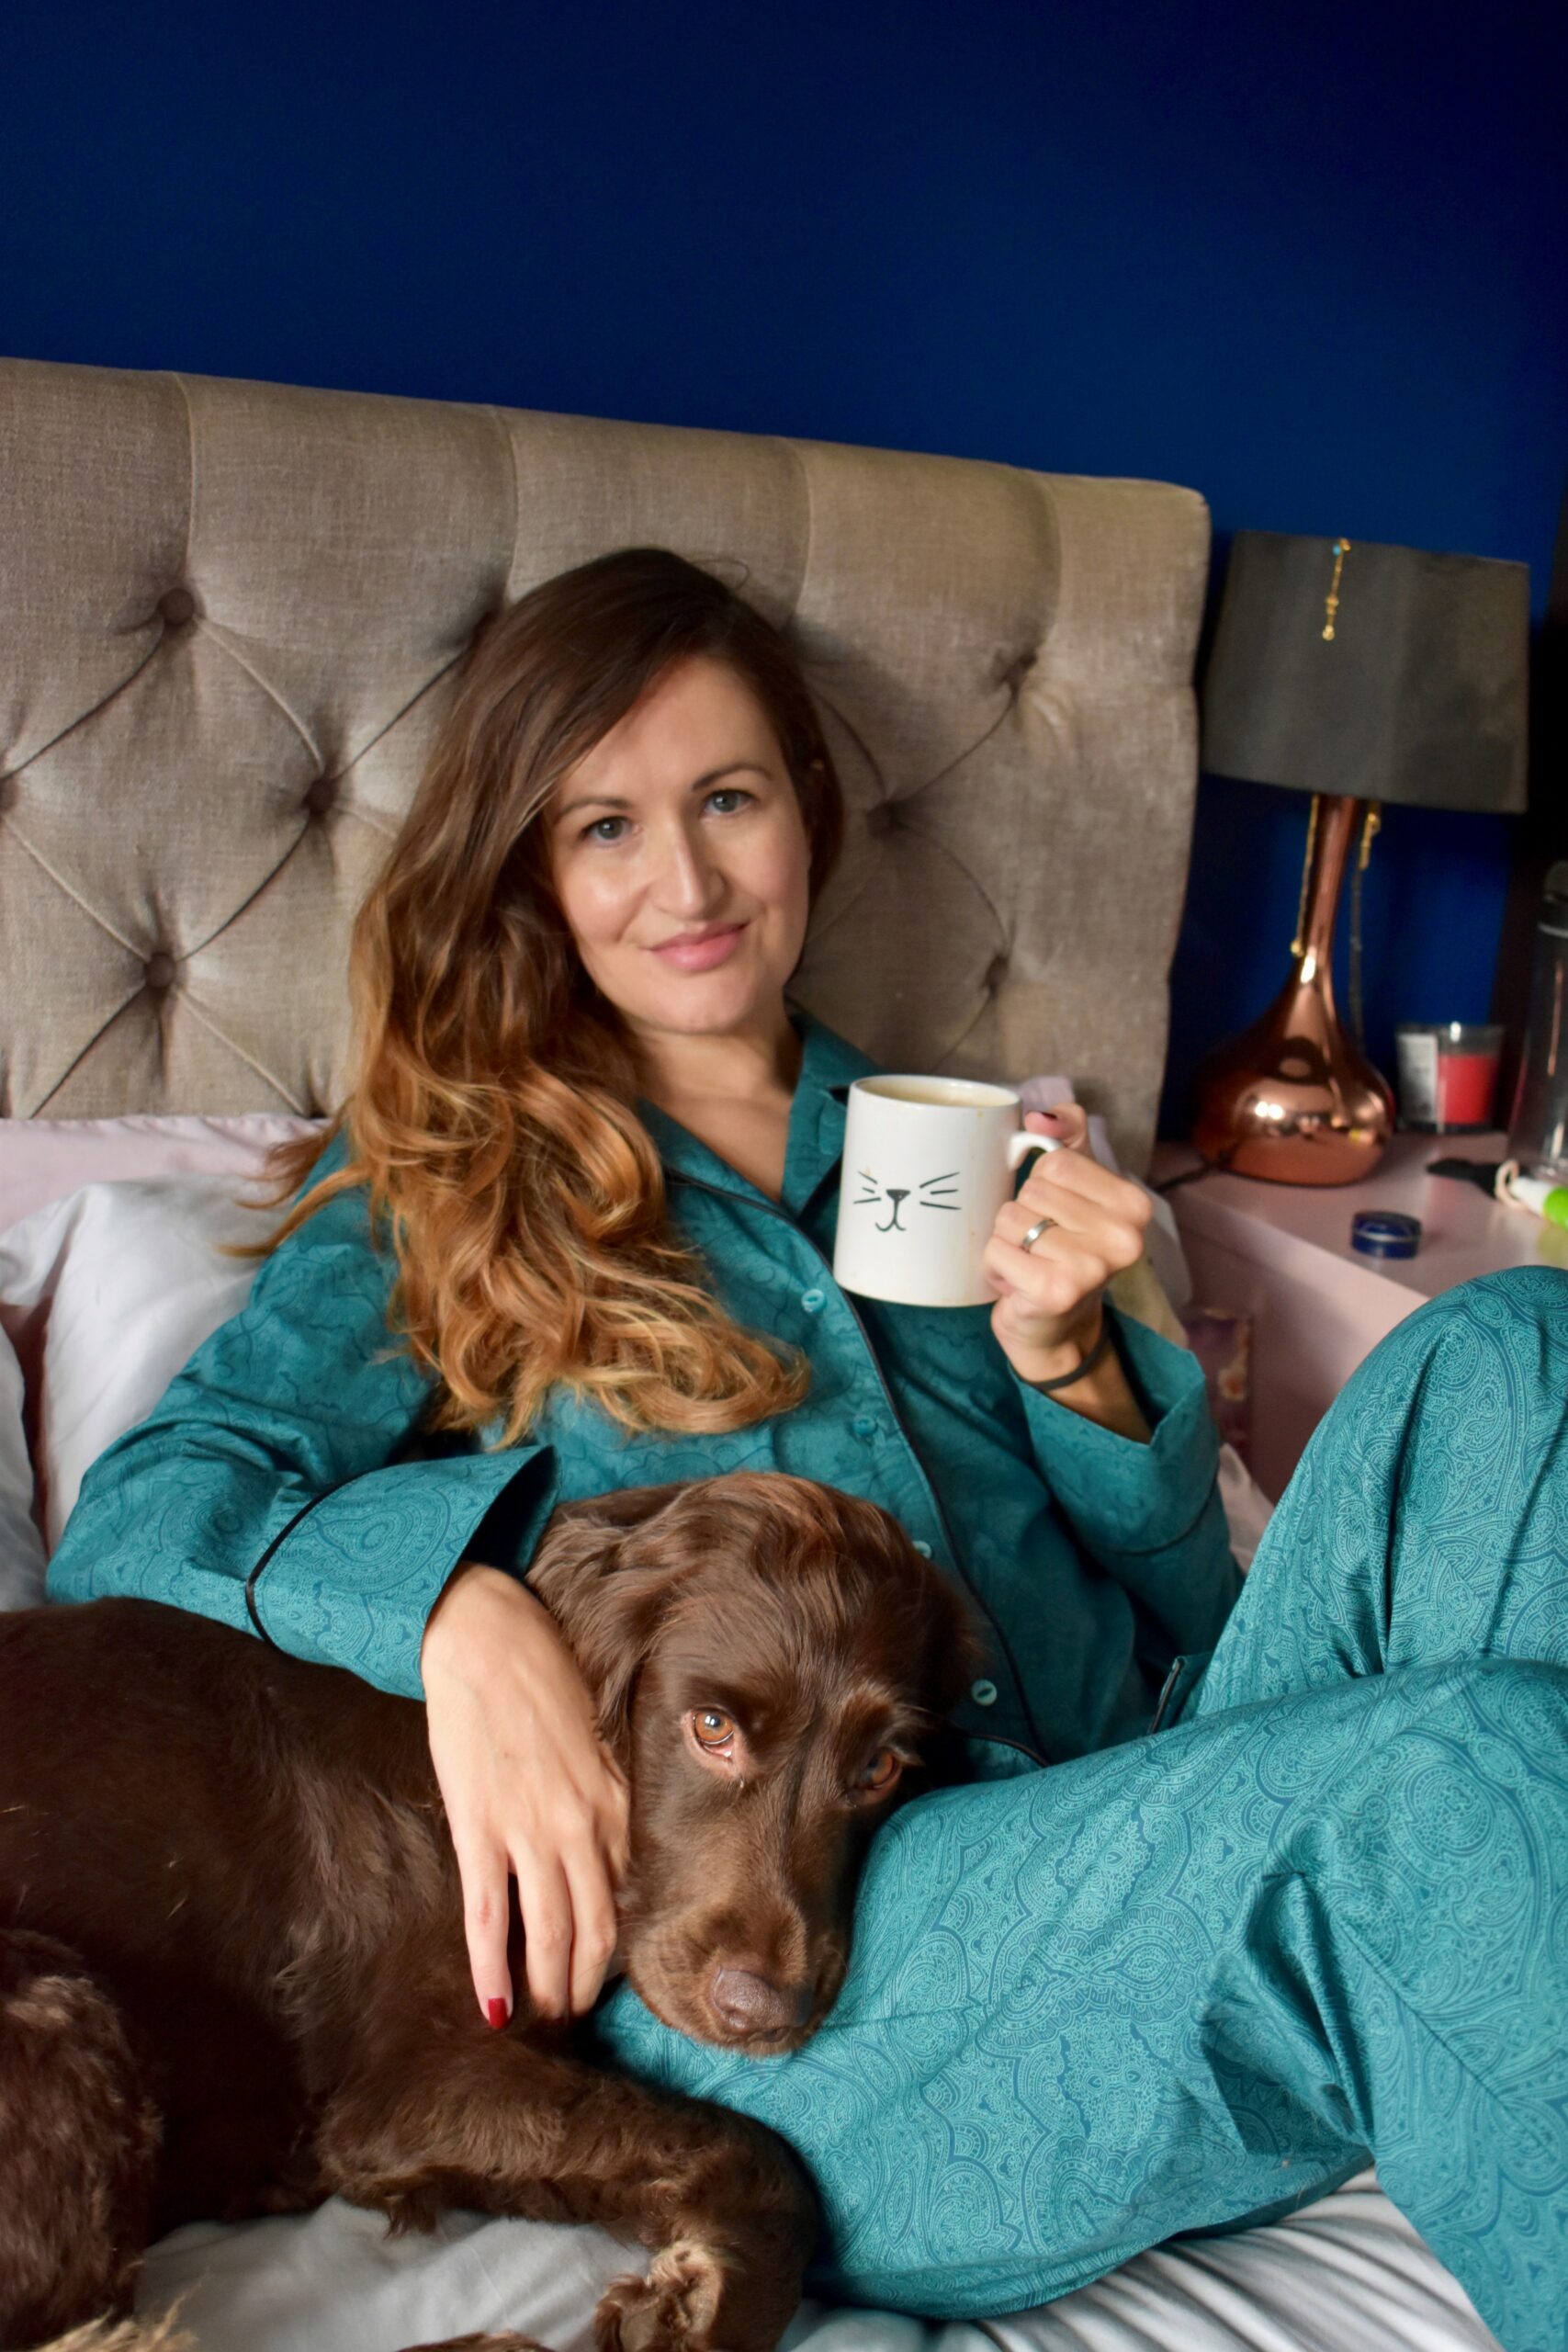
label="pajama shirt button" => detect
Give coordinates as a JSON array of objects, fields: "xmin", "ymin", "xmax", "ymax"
[
  {"xmin": 852, "ymin": 1415, "xmax": 877, "ymax": 1441},
  {"xmin": 912, "ymin": 1538, "xmax": 932, "ymax": 1557},
  {"xmin": 800, "ymin": 1287, "xmax": 826, "ymax": 1312},
  {"xmin": 970, "ymin": 1679, "xmax": 998, "ymax": 1706}
]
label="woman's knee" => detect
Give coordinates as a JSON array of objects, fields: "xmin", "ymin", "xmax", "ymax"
[
  {"xmin": 1303, "ymin": 1264, "xmax": 1568, "ymax": 1496},
  {"xmin": 1314, "ymin": 1657, "xmax": 1568, "ymax": 1845},
  {"xmin": 1371, "ymin": 1264, "xmax": 1568, "ymax": 1387},
  {"xmin": 1289, "ymin": 1661, "xmax": 1568, "ymax": 2023}
]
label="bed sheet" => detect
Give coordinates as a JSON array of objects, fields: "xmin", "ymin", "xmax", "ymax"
[{"xmin": 138, "ymin": 2168, "xmax": 1500, "ymax": 2352}]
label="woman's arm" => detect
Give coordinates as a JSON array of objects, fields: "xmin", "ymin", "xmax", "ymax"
[
  {"xmin": 45, "ymin": 1133, "xmax": 558, "ymax": 1698},
  {"xmin": 422, "ymin": 1563, "xmax": 629, "ymax": 2028},
  {"xmin": 983, "ymin": 1106, "xmax": 1244, "ymax": 1664},
  {"xmin": 45, "ymin": 1134, "xmax": 626, "ymax": 2028}
]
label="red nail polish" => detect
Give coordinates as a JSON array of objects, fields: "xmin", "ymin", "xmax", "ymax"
[{"xmin": 487, "ymin": 1997, "xmax": 509, "ymax": 2030}]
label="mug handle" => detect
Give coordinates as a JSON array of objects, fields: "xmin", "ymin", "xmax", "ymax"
[{"xmin": 1008, "ymin": 1130, "xmax": 1064, "ymax": 1171}]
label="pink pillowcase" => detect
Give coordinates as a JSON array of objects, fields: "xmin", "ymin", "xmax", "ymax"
[{"xmin": 0, "ymin": 1112, "xmax": 325, "ymax": 1233}]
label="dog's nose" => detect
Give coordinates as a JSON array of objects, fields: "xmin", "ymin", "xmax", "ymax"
[{"xmin": 708, "ymin": 1965, "xmax": 812, "ymax": 2036}]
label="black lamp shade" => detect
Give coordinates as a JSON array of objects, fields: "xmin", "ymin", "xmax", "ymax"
[{"xmin": 1201, "ymin": 530, "xmax": 1530, "ymax": 813}]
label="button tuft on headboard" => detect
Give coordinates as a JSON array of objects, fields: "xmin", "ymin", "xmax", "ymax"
[
  {"xmin": 303, "ymin": 776, "xmax": 337, "ymax": 819},
  {"xmin": 144, "ymin": 951, "xmax": 178, "ymax": 992},
  {"xmin": 995, "ymin": 648, "xmax": 1037, "ymax": 695},
  {"xmin": 157, "ymin": 586, "xmax": 197, "ymax": 628}
]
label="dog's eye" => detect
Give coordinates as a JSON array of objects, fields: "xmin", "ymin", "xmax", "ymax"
[
  {"xmin": 860, "ymin": 1748, "xmax": 902, "ymax": 1794},
  {"xmin": 693, "ymin": 1710, "xmax": 736, "ymax": 1749}
]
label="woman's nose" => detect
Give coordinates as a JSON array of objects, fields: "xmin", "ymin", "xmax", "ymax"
[{"xmin": 651, "ymin": 824, "xmax": 726, "ymax": 912}]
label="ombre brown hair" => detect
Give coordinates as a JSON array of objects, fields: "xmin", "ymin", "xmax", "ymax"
[{"xmin": 233, "ymin": 547, "xmax": 845, "ymax": 1444}]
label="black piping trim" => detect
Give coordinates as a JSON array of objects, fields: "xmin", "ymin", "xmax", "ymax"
[
  {"xmin": 971, "ymin": 1727, "xmax": 1050, "ymax": 1770},
  {"xmin": 1085, "ymin": 1471, "xmax": 1224, "ymax": 1561},
  {"xmin": 1147, "ymin": 1653, "xmax": 1189, "ymax": 1736},
  {"xmin": 244, "ymin": 1472, "xmax": 364, "ymax": 1645},
  {"xmin": 668, "ymin": 1169, "xmax": 1047, "ymax": 1764}
]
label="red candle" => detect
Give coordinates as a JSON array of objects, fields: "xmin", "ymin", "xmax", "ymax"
[{"xmin": 1436, "ymin": 1046, "xmax": 1499, "ymax": 1128}]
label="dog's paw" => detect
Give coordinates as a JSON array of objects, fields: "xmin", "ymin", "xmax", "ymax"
[{"xmin": 593, "ymin": 2239, "xmax": 731, "ymax": 2350}]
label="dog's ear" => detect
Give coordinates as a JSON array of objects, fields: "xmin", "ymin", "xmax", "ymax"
[{"xmin": 526, "ymin": 1485, "xmax": 694, "ymax": 1756}]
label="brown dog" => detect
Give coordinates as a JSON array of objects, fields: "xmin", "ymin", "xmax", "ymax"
[{"xmin": 0, "ymin": 1471, "xmax": 984, "ymax": 2352}]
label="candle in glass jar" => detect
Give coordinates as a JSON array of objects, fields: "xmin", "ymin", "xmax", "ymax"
[{"xmin": 1395, "ymin": 1022, "xmax": 1504, "ymax": 1133}]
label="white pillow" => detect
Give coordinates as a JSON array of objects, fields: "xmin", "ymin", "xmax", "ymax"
[
  {"xmin": 0, "ymin": 1319, "xmax": 47, "ymax": 1607},
  {"xmin": 0, "ymin": 1175, "xmax": 265, "ymax": 1554},
  {"xmin": 0, "ymin": 1113, "xmax": 320, "ymax": 1593}
]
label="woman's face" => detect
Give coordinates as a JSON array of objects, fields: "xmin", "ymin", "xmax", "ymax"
[{"xmin": 546, "ymin": 654, "xmax": 813, "ymax": 1054}]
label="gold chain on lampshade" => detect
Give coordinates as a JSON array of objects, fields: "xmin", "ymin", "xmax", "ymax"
[{"xmin": 1322, "ymin": 537, "xmax": 1350, "ymax": 639}]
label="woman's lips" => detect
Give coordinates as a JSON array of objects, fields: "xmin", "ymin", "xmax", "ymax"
[{"xmin": 649, "ymin": 923, "xmax": 746, "ymax": 971}]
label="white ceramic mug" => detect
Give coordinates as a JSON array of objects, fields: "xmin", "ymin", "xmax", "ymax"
[{"xmin": 832, "ymin": 1075, "xmax": 1059, "ymax": 1307}]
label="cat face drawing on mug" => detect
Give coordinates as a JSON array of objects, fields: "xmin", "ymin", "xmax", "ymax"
[
  {"xmin": 833, "ymin": 1076, "xmax": 1054, "ymax": 1309},
  {"xmin": 851, "ymin": 1161, "xmax": 962, "ymax": 1233}
]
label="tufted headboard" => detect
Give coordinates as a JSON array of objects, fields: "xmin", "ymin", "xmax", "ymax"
[{"xmin": 0, "ymin": 356, "xmax": 1209, "ymax": 1175}]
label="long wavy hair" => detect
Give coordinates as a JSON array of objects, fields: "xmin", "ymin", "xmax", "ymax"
[{"xmin": 231, "ymin": 547, "xmax": 845, "ymax": 1445}]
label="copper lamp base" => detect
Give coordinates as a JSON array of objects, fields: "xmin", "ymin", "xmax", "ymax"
[
  {"xmin": 1190, "ymin": 794, "xmax": 1395, "ymax": 1185},
  {"xmin": 1191, "ymin": 975, "xmax": 1395, "ymax": 1182}
]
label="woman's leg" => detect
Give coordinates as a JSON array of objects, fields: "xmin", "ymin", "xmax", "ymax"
[
  {"xmin": 1192, "ymin": 1264, "xmax": 1568, "ymax": 1720},
  {"xmin": 592, "ymin": 1652, "xmax": 1568, "ymax": 2350}
]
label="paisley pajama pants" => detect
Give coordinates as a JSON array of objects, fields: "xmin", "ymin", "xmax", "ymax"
[{"xmin": 592, "ymin": 1266, "xmax": 1568, "ymax": 2352}]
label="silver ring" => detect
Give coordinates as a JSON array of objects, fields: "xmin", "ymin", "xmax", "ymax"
[{"xmin": 1021, "ymin": 1216, "xmax": 1057, "ymax": 1251}]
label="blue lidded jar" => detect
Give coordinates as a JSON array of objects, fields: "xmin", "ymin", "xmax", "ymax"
[{"xmin": 1349, "ymin": 1210, "xmax": 1423, "ymax": 1260}]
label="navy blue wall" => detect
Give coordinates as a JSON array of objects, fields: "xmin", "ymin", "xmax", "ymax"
[{"xmin": 6, "ymin": 1, "xmax": 1564, "ymax": 1133}]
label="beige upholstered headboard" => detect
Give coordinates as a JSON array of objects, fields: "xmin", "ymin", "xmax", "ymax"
[{"xmin": 0, "ymin": 357, "xmax": 1209, "ymax": 1174}]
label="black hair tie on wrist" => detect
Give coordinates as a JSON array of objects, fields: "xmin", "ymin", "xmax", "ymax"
[{"xmin": 1029, "ymin": 1319, "xmax": 1113, "ymax": 1394}]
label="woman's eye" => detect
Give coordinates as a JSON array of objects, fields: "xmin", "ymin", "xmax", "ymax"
[
  {"xmin": 580, "ymin": 788, "xmax": 751, "ymax": 845},
  {"xmin": 860, "ymin": 1749, "xmax": 903, "ymax": 1795},
  {"xmin": 693, "ymin": 1710, "xmax": 736, "ymax": 1749}
]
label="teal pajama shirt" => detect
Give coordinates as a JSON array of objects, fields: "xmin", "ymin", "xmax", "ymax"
[{"xmin": 47, "ymin": 1003, "xmax": 1568, "ymax": 2350}]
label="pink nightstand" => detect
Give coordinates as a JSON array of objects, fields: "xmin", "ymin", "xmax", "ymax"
[{"xmin": 1149, "ymin": 1131, "xmax": 1568, "ymax": 1504}]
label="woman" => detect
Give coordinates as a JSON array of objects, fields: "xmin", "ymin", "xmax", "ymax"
[{"xmin": 48, "ymin": 549, "xmax": 1568, "ymax": 2351}]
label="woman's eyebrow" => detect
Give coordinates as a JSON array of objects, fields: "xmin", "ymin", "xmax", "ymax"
[{"xmin": 554, "ymin": 762, "xmax": 771, "ymax": 822}]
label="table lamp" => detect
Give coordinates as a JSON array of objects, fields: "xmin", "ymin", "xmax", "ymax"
[{"xmin": 1192, "ymin": 530, "xmax": 1530, "ymax": 1183}]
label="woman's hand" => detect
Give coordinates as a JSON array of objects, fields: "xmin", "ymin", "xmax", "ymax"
[
  {"xmin": 421, "ymin": 1560, "xmax": 630, "ymax": 2029},
  {"xmin": 983, "ymin": 1104, "xmax": 1155, "ymax": 1433}
]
